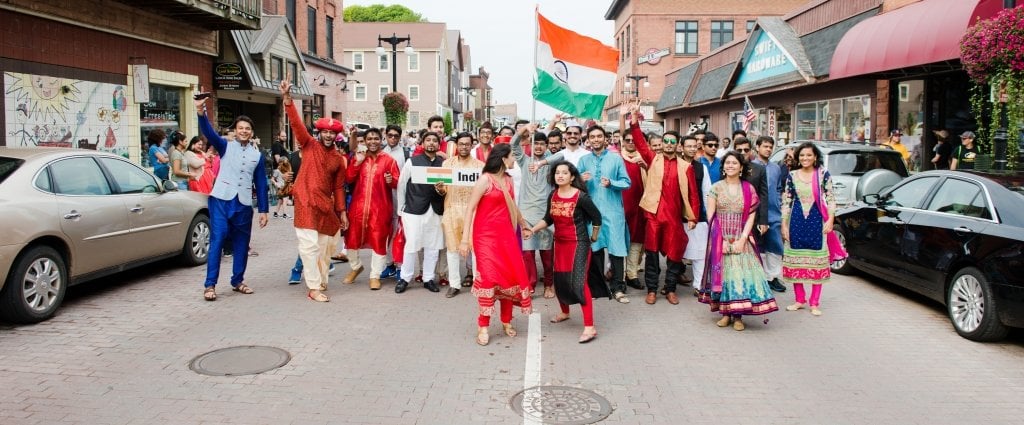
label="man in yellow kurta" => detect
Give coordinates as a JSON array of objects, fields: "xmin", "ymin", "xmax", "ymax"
[{"xmin": 437, "ymin": 132, "xmax": 483, "ymax": 298}]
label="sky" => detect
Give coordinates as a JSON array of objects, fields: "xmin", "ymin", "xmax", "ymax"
[{"xmin": 344, "ymin": 0, "xmax": 616, "ymax": 120}]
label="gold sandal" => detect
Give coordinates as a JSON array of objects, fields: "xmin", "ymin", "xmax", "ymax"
[
  {"xmin": 503, "ymin": 323, "xmax": 517, "ymax": 337},
  {"xmin": 476, "ymin": 328, "xmax": 489, "ymax": 346}
]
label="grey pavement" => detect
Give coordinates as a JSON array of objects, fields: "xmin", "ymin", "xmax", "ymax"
[{"xmin": 1, "ymin": 207, "xmax": 1023, "ymax": 425}]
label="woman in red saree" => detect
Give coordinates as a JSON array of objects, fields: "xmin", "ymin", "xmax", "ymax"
[{"xmin": 460, "ymin": 144, "xmax": 532, "ymax": 346}]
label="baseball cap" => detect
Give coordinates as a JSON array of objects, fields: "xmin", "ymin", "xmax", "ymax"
[
  {"xmin": 960, "ymin": 131, "xmax": 976, "ymax": 139},
  {"xmin": 890, "ymin": 129, "xmax": 902, "ymax": 136}
]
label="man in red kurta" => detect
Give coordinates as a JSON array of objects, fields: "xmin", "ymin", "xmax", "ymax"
[
  {"xmin": 628, "ymin": 106, "xmax": 699, "ymax": 305},
  {"xmin": 280, "ymin": 80, "xmax": 347, "ymax": 302},
  {"xmin": 619, "ymin": 130, "xmax": 647, "ymax": 291},
  {"xmin": 344, "ymin": 127, "xmax": 401, "ymax": 290}
]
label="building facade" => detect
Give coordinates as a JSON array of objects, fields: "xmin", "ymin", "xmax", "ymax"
[
  {"xmin": 1, "ymin": 0, "xmax": 259, "ymax": 163},
  {"xmin": 604, "ymin": 0, "xmax": 806, "ymax": 124}
]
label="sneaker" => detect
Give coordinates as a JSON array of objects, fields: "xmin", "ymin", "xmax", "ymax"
[
  {"xmin": 768, "ymin": 278, "xmax": 787, "ymax": 292},
  {"xmin": 329, "ymin": 263, "xmax": 336, "ymax": 275},
  {"xmin": 288, "ymin": 269, "xmax": 302, "ymax": 285},
  {"xmin": 380, "ymin": 264, "xmax": 398, "ymax": 279}
]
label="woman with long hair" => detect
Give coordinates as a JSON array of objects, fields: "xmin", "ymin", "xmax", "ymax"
[
  {"xmin": 525, "ymin": 161, "xmax": 602, "ymax": 343},
  {"xmin": 460, "ymin": 143, "xmax": 532, "ymax": 346},
  {"xmin": 185, "ymin": 136, "xmax": 211, "ymax": 193},
  {"xmin": 698, "ymin": 151, "xmax": 778, "ymax": 330},
  {"xmin": 168, "ymin": 131, "xmax": 192, "ymax": 191},
  {"xmin": 781, "ymin": 142, "xmax": 835, "ymax": 316}
]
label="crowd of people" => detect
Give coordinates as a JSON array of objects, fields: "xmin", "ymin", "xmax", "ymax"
[{"xmin": 185, "ymin": 84, "xmax": 844, "ymax": 345}]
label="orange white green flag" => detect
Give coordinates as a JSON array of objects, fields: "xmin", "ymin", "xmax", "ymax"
[{"xmin": 532, "ymin": 10, "xmax": 619, "ymax": 120}]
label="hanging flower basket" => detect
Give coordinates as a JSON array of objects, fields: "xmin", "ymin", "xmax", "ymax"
[
  {"xmin": 960, "ymin": 6, "xmax": 1024, "ymax": 169},
  {"xmin": 383, "ymin": 92, "xmax": 409, "ymax": 126}
]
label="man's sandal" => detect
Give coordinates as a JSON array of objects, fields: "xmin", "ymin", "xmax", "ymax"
[
  {"xmin": 232, "ymin": 283, "xmax": 254, "ymax": 294},
  {"xmin": 307, "ymin": 290, "xmax": 329, "ymax": 302},
  {"xmin": 503, "ymin": 323, "xmax": 517, "ymax": 337},
  {"xmin": 203, "ymin": 287, "xmax": 216, "ymax": 301}
]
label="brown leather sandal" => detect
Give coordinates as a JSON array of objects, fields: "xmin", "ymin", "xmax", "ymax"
[
  {"xmin": 232, "ymin": 283, "xmax": 254, "ymax": 294},
  {"xmin": 203, "ymin": 287, "xmax": 216, "ymax": 301}
]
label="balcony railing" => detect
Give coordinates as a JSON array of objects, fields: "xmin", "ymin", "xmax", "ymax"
[{"xmin": 113, "ymin": 0, "xmax": 261, "ymax": 30}]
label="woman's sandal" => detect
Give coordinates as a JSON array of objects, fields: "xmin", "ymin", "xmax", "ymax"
[
  {"xmin": 503, "ymin": 323, "xmax": 517, "ymax": 337},
  {"xmin": 203, "ymin": 287, "xmax": 216, "ymax": 301},
  {"xmin": 232, "ymin": 283, "xmax": 254, "ymax": 294},
  {"xmin": 307, "ymin": 290, "xmax": 329, "ymax": 302},
  {"xmin": 543, "ymin": 286, "xmax": 555, "ymax": 299},
  {"xmin": 550, "ymin": 314, "xmax": 571, "ymax": 324},
  {"xmin": 578, "ymin": 328, "xmax": 597, "ymax": 344},
  {"xmin": 786, "ymin": 302, "xmax": 805, "ymax": 311},
  {"xmin": 716, "ymin": 316, "xmax": 732, "ymax": 327},
  {"xmin": 810, "ymin": 307, "xmax": 823, "ymax": 316},
  {"xmin": 476, "ymin": 328, "xmax": 489, "ymax": 346}
]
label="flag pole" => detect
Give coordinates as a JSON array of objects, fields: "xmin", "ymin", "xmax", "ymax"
[{"xmin": 531, "ymin": 4, "xmax": 539, "ymax": 123}]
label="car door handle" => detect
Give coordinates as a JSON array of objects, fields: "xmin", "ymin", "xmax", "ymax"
[
  {"xmin": 130, "ymin": 206, "xmax": 145, "ymax": 213},
  {"xmin": 833, "ymin": 182, "xmax": 846, "ymax": 189},
  {"xmin": 63, "ymin": 211, "xmax": 81, "ymax": 219},
  {"xmin": 953, "ymin": 226, "xmax": 973, "ymax": 234}
]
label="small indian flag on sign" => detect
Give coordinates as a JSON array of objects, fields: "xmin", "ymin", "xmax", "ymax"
[
  {"xmin": 425, "ymin": 167, "xmax": 453, "ymax": 184},
  {"xmin": 533, "ymin": 10, "xmax": 619, "ymax": 120}
]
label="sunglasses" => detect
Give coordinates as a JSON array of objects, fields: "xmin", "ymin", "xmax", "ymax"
[
  {"xmin": 565, "ymin": 132, "xmax": 580, "ymax": 135},
  {"xmin": 623, "ymin": 138, "xmax": 634, "ymax": 143},
  {"xmin": 736, "ymin": 148, "xmax": 750, "ymax": 153},
  {"xmin": 663, "ymin": 138, "xmax": 678, "ymax": 144},
  {"xmin": 704, "ymin": 143, "xmax": 719, "ymax": 148}
]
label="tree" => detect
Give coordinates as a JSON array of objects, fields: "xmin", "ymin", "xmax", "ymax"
[
  {"xmin": 443, "ymin": 112, "xmax": 453, "ymax": 136},
  {"xmin": 343, "ymin": 4, "xmax": 424, "ymax": 22}
]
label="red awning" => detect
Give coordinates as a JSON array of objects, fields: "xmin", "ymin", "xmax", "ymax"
[{"xmin": 830, "ymin": 0, "xmax": 1005, "ymax": 79}]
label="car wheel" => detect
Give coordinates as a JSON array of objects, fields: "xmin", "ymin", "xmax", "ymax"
[
  {"xmin": 0, "ymin": 245, "xmax": 68, "ymax": 324},
  {"xmin": 179, "ymin": 214, "xmax": 210, "ymax": 266},
  {"xmin": 830, "ymin": 229, "xmax": 855, "ymax": 275},
  {"xmin": 946, "ymin": 267, "xmax": 1008, "ymax": 342}
]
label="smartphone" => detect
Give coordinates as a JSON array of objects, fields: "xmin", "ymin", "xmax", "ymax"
[{"xmin": 193, "ymin": 92, "xmax": 211, "ymax": 101}]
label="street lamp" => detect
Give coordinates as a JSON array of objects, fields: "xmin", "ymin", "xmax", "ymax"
[
  {"xmin": 376, "ymin": 33, "xmax": 414, "ymax": 93},
  {"xmin": 622, "ymin": 74, "xmax": 649, "ymax": 99}
]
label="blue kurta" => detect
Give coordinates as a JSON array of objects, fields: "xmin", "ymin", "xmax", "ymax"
[{"xmin": 576, "ymin": 149, "xmax": 631, "ymax": 257}]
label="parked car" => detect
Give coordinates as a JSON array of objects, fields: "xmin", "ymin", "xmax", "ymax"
[
  {"xmin": 0, "ymin": 148, "xmax": 211, "ymax": 324},
  {"xmin": 833, "ymin": 170, "xmax": 1024, "ymax": 341},
  {"xmin": 770, "ymin": 142, "xmax": 908, "ymax": 207}
]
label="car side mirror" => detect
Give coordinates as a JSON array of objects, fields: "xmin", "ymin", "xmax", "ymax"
[
  {"xmin": 863, "ymin": 193, "xmax": 879, "ymax": 204},
  {"xmin": 162, "ymin": 180, "xmax": 178, "ymax": 192}
]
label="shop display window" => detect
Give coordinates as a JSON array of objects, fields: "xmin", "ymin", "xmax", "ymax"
[
  {"xmin": 140, "ymin": 84, "xmax": 181, "ymax": 166},
  {"xmin": 795, "ymin": 95, "xmax": 870, "ymax": 143}
]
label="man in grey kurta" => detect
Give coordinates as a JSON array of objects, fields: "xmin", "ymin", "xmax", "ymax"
[
  {"xmin": 512, "ymin": 124, "xmax": 555, "ymax": 297},
  {"xmin": 577, "ymin": 125, "xmax": 631, "ymax": 303}
]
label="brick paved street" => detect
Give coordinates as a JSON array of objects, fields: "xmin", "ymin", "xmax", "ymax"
[{"xmin": 2, "ymin": 210, "xmax": 1023, "ymax": 425}]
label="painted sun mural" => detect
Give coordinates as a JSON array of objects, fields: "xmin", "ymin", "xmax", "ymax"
[{"xmin": 5, "ymin": 72, "xmax": 130, "ymax": 157}]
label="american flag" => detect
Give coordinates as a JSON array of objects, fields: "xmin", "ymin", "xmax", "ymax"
[{"xmin": 743, "ymin": 96, "xmax": 757, "ymax": 131}]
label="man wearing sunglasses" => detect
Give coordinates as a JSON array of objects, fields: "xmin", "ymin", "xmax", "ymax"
[
  {"xmin": 379, "ymin": 125, "xmax": 410, "ymax": 281},
  {"xmin": 698, "ymin": 132, "xmax": 723, "ymax": 184},
  {"xmin": 627, "ymin": 106, "xmax": 699, "ymax": 305},
  {"xmin": 619, "ymin": 130, "xmax": 647, "ymax": 293},
  {"xmin": 535, "ymin": 124, "xmax": 589, "ymax": 168}
]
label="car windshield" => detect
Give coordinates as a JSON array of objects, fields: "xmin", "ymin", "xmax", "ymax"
[
  {"xmin": 0, "ymin": 157, "xmax": 24, "ymax": 185},
  {"xmin": 826, "ymin": 151, "xmax": 908, "ymax": 177}
]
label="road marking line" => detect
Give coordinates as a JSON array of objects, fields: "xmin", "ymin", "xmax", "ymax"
[{"xmin": 523, "ymin": 312, "xmax": 542, "ymax": 425}]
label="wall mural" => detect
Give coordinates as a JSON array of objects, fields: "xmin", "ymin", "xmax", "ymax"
[{"xmin": 4, "ymin": 72, "xmax": 130, "ymax": 157}]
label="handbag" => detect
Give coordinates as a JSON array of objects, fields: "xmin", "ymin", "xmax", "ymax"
[{"xmin": 814, "ymin": 168, "xmax": 848, "ymax": 263}]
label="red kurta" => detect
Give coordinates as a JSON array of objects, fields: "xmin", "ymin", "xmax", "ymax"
[
  {"xmin": 346, "ymin": 152, "xmax": 400, "ymax": 255},
  {"xmin": 620, "ymin": 154, "xmax": 646, "ymax": 244},
  {"xmin": 470, "ymin": 174, "xmax": 532, "ymax": 316},
  {"xmin": 631, "ymin": 123, "xmax": 700, "ymax": 261},
  {"xmin": 286, "ymin": 103, "xmax": 347, "ymax": 236}
]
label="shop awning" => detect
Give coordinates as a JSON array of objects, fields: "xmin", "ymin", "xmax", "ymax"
[{"xmin": 829, "ymin": 0, "xmax": 1004, "ymax": 79}]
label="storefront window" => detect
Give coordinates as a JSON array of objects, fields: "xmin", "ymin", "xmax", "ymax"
[
  {"xmin": 795, "ymin": 95, "xmax": 870, "ymax": 143},
  {"xmin": 140, "ymin": 84, "xmax": 182, "ymax": 167}
]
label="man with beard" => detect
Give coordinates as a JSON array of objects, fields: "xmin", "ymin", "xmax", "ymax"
[
  {"xmin": 378, "ymin": 124, "xmax": 409, "ymax": 279},
  {"xmin": 680, "ymin": 133, "xmax": 712, "ymax": 294},
  {"xmin": 534, "ymin": 124, "xmax": 589, "ymax": 168},
  {"xmin": 627, "ymin": 105, "xmax": 698, "ymax": 305},
  {"xmin": 751, "ymin": 136, "xmax": 787, "ymax": 292},
  {"xmin": 547, "ymin": 129, "xmax": 564, "ymax": 154},
  {"xmin": 699, "ymin": 131, "xmax": 723, "ymax": 184},
  {"xmin": 280, "ymin": 80, "xmax": 348, "ymax": 302},
  {"xmin": 395, "ymin": 132, "xmax": 446, "ymax": 294},
  {"xmin": 471, "ymin": 122, "xmax": 496, "ymax": 162},
  {"xmin": 343, "ymin": 127, "xmax": 401, "ymax": 290},
  {"xmin": 439, "ymin": 132, "xmax": 484, "ymax": 298},
  {"xmin": 413, "ymin": 115, "xmax": 454, "ymax": 158},
  {"xmin": 195, "ymin": 88, "xmax": 269, "ymax": 301},
  {"xmin": 577, "ymin": 125, "xmax": 631, "ymax": 303},
  {"xmin": 619, "ymin": 127, "xmax": 647, "ymax": 292},
  {"xmin": 513, "ymin": 124, "xmax": 556, "ymax": 299}
]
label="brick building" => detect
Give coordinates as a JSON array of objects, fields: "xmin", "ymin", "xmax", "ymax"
[
  {"xmin": 1, "ymin": 0, "xmax": 259, "ymax": 163},
  {"xmin": 604, "ymin": 0, "xmax": 805, "ymax": 123},
  {"xmin": 469, "ymin": 67, "xmax": 492, "ymax": 126}
]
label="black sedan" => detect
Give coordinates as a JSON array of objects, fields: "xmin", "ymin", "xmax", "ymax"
[{"xmin": 834, "ymin": 170, "xmax": 1024, "ymax": 342}]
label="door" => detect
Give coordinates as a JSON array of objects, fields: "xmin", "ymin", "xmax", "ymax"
[
  {"xmin": 904, "ymin": 177, "xmax": 992, "ymax": 299},
  {"xmin": 97, "ymin": 157, "xmax": 185, "ymax": 259},
  {"xmin": 50, "ymin": 157, "xmax": 130, "ymax": 276},
  {"xmin": 860, "ymin": 176, "xmax": 940, "ymax": 282}
]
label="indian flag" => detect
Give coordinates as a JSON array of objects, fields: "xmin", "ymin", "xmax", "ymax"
[
  {"xmin": 533, "ymin": 11, "xmax": 619, "ymax": 120},
  {"xmin": 425, "ymin": 167, "xmax": 453, "ymax": 184}
]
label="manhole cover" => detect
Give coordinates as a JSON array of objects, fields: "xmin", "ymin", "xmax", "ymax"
[
  {"xmin": 510, "ymin": 386, "xmax": 613, "ymax": 424},
  {"xmin": 189, "ymin": 346, "xmax": 290, "ymax": 376}
]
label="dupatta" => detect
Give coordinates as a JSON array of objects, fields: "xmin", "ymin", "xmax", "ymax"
[
  {"xmin": 813, "ymin": 168, "xmax": 848, "ymax": 262},
  {"xmin": 700, "ymin": 181, "xmax": 760, "ymax": 294}
]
